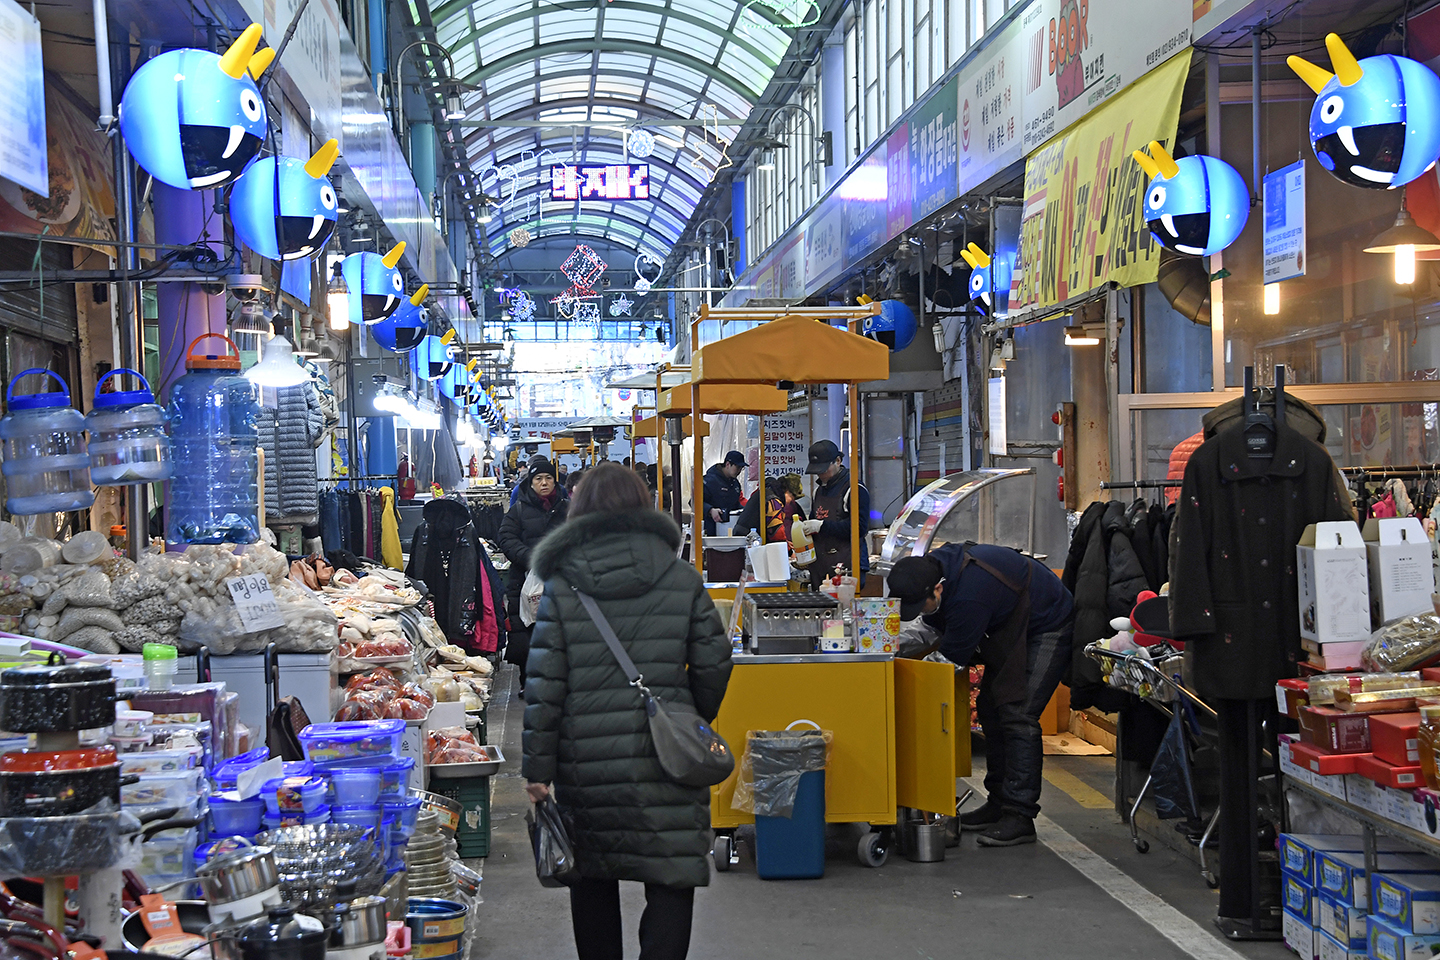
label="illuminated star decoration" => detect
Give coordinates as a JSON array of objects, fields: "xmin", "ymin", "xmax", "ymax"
[
  {"xmin": 511, "ymin": 290, "xmax": 536, "ymax": 322},
  {"xmin": 554, "ymin": 294, "xmax": 578, "ymax": 318},
  {"xmin": 691, "ymin": 104, "xmax": 734, "ymax": 179},
  {"xmin": 609, "ymin": 294, "xmax": 634, "ymax": 317}
]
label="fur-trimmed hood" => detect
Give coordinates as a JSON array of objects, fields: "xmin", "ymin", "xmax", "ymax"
[{"xmin": 530, "ymin": 509, "xmax": 683, "ymax": 599}]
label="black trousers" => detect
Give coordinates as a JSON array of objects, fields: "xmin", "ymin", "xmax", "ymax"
[
  {"xmin": 570, "ymin": 878, "xmax": 695, "ymax": 960},
  {"xmin": 1215, "ymin": 698, "xmax": 1274, "ymax": 924}
]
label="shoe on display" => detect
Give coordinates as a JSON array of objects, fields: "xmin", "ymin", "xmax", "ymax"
[
  {"xmin": 976, "ymin": 813, "xmax": 1037, "ymax": 847},
  {"xmin": 958, "ymin": 799, "xmax": 1004, "ymax": 831}
]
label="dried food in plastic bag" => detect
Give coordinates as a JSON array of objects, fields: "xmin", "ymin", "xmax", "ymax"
[
  {"xmin": 1362, "ymin": 615, "xmax": 1440, "ymax": 672},
  {"xmin": 383, "ymin": 698, "xmax": 428, "ymax": 720},
  {"xmin": 52, "ymin": 605, "xmax": 125, "ymax": 642},
  {"xmin": 64, "ymin": 625, "xmax": 122, "ymax": 654},
  {"xmin": 730, "ymin": 728, "xmax": 832, "ymax": 818}
]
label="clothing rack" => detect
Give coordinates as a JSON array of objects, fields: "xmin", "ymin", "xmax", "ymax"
[
  {"xmin": 1339, "ymin": 465, "xmax": 1438, "ymax": 479},
  {"xmin": 1100, "ymin": 480, "xmax": 1183, "ymax": 490}
]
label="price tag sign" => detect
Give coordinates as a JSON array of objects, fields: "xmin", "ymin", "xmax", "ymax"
[{"xmin": 225, "ymin": 575, "xmax": 285, "ymax": 633}]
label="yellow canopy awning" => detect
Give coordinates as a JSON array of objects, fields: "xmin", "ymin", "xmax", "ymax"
[
  {"xmin": 657, "ymin": 381, "xmax": 788, "ymax": 415},
  {"xmin": 692, "ymin": 313, "xmax": 889, "ymax": 384},
  {"xmin": 549, "ymin": 437, "xmax": 578, "ymax": 454},
  {"xmin": 629, "ymin": 414, "xmax": 708, "ymax": 439}
]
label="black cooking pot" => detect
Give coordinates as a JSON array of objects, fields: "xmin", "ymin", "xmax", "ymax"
[
  {"xmin": 0, "ymin": 655, "xmax": 115, "ymax": 733},
  {"xmin": 0, "ymin": 746, "xmax": 120, "ymax": 817},
  {"xmin": 236, "ymin": 907, "xmax": 326, "ymax": 960}
]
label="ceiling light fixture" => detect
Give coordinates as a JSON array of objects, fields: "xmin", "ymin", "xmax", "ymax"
[
  {"xmin": 1363, "ymin": 198, "xmax": 1440, "ymax": 286},
  {"xmin": 245, "ymin": 335, "xmax": 309, "ymax": 387},
  {"xmin": 1063, "ymin": 325, "xmax": 1101, "ymax": 346},
  {"xmin": 1263, "ymin": 283, "xmax": 1281, "ymax": 315},
  {"xmin": 444, "ymin": 92, "xmax": 465, "ymax": 120}
]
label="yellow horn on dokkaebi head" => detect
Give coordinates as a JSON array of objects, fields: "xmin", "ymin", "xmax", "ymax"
[
  {"xmin": 219, "ymin": 24, "xmax": 264, "ymax": 80},
  {"xmin": 247, "ymin": 46, "xmax": 276, "ymax": 80},
  {"xmin": 1148, "ymin": 140, "xmax": 1180, "ymax": 180},
  {"xmin": 1287, "ymin": 53, "xmax": 1336, "ymax": 95},
  {"xmin": 966, "ymin": 242, "xmax": 992, "ymax": 268},
  {"xmin": 305, "ymin": 140, "xmax": 340, "ymax": 179},
  {"xmin": 1132, "ymin": 149, "xmax": 1161, "ymax": 179},
  {"xmin": 1326, "ymin": 32, "xmax": 1363, "ymax": 87},
  {"xmin": 382, "ymin": 243, "xmax": 406, "ymax": 269},
  {"xmin": 959, "ymin": 247, "xmax": 979, "ymax": 269}
]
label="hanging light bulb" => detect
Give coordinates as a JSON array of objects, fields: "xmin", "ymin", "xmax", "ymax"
[
  {"xmin": 1364, "ymin": 199, "xmax": 1440, "ymax": 287},
  {"xmin": 1263, "ymin": 283, "xmax": 1281, "ymax": 315},
  {"xmin": 1396, "ymin": 245, "xmax": 1417, "ymax": 285},
  {"xmin": 327, "ymin": 267, "xmax": 350, "ymax": 332},
  {"xmin": 245, "ymin": 335, "xmax": 309, "ymax": 387}
]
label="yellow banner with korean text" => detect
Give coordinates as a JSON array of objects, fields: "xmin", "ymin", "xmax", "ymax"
[{"xmin": 1009, "ymin": 49, "xmax": 1192, "ymax": 316}]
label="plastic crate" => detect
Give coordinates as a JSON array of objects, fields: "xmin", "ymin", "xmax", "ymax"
[{"xmin": 428, "ymin": 776, "xmax": 490, "ymax": 858}]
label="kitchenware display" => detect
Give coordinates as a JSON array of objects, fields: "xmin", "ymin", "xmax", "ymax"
[
  {"xmin": 256, "ymin": 825, "xmax": 385, "ymax": 911},
  {"xmin": 403, "ymin": 900, "xmax": 467, "ymax": 960},
  {"xmin": 0, "ymin": 656, "xmax": 116, "ymax": 733},
  {"xmin": 0, "ymin": 746, "xmax": 120, "ymax": 816},
  {"xmin": 327, "ymin": 769, "xmax": 381, "ymax": 807},
  {"xmin": 210, "ymin": 795, "xmax": 266, "ymax": 837},
  {"xmin": 120, "ymin": 900, "xmax": 212, "ymax": 952},
  {"xmin": 408, "ymin": 792, "xmax": 459, "ymax": 838},
  {"xmin": 0, "ymin": 809, "xmax": 135, "ymax": 876},
  {"xmin": 235, "ymin": 906, "xmax": 327, "ymax": 960},
  {"xmin": 403, "ymin": 816, "xmax": 455, "ymax": 900},
  {"xmin": 196, "ymin": 840, "xmax": 280, "ymax": 908},
  {"xmin": 325, "ymin": 881, "xmax": 387, "ymax": 960}
]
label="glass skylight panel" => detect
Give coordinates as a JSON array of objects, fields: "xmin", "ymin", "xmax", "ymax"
[{"xmin": 538, "ymin": 10, "xmax": 597, "ymax": 42}]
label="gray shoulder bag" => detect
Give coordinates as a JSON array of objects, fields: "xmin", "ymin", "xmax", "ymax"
[{"xmin": 571, "ymin": 587, "xmax": 735, "ymax": 788}]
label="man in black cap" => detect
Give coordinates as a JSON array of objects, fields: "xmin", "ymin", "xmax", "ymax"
[
  {"xmin": 796, "ymin": 439, "xmax": 871, "ymax": 587},
  {"xmin": 700, "ymin": 450, "xmax": 747, "ymax": 535},
  {"xmin": 887, "ymin": 543, "xmax": 1074, "ymax": 847}
]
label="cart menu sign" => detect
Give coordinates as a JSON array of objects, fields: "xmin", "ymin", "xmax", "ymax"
[{"xmin": 761, "ymin": 415, "xmax": 807, "ymax": 474}]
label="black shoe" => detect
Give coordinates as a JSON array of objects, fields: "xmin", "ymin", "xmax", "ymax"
[
  {"xmin": 958, "ymin": 800, "xmax": 1004, "ymax": 832},
  {"xmin": 976, "ymin": 813, "xmax": 1037, "ymax": 847}
]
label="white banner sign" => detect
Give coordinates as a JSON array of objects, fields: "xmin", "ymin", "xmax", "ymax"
[
  {"xmin": 0, "ymin": 0, "xmax": 45, "ymax": 195},
  {"xmin": 988, "ymin": 378, "xmax": 1008, "ymax": 457},
  {"xmin": 1263, "ymin": 161, "xmax": 1306, "ymax": 284},
  {"xmin": 958, "ymin": 17, "xmax": 1026, "ymax": 198}
]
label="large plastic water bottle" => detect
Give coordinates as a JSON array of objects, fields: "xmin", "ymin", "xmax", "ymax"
[
  {"xmin": 86, "ymin": 368, "xmax": 172, "ymax": 486},
  {"xmin": 0, "ymin": 369, "xmax": 95, "ymax": 515},
  {"xmin": 166, "ymin": 334, "xmax": 260, "ymax": 544}
]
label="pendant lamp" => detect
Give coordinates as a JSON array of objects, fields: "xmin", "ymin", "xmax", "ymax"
[
  {"xmin": 1363, "ymin": 197, "xmax": 1440, "ymax": 285},
  {"xmin": 246, "ymin": 335, "xmax": 309, "ymax": 387}
]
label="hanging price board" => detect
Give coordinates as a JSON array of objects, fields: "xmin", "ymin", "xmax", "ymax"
[{"xmin": 225, "ymin": 574, "xmax": 286, "ymax": 633}]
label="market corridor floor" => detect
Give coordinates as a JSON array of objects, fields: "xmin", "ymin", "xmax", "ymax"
[{"xmin": 473, "ymin": 667, "xmax": 1290, "ymax": 960}]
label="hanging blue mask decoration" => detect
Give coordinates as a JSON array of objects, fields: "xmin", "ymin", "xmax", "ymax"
[
  {"xmin": 373, "ymin": 285, "xmax": 428, "ymax": 352},
  {"xmin": 340, "ymin": 244, "xmax": 406, "ymax": 324},
  {"xmin": 412, "ymin": 331, "xmax": 456, "ymax": 381},
  {"xmin": 229, "ymin": 140, "xmax": 340, "ymax": 260},
  {"xmin": 1288, "ymin": 33, "xmax": 1440, "ymax": 190},
  {"xmin": 119, "ymin": 24, "xmax": 273, "ymax": 190},
  {"xmin": 959, "ymin": 242, "xmax": 1015, "ymax": 312},
  {"xmin": 1132, "ymin": 140, "xmax": 1250, "ymax": 257},
  {"xmin": 861, "ymin": 299, "xmax": 918, "ymax": 352}
]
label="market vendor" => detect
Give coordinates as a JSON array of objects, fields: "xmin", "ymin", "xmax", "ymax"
[
  {"xmin": 887, "ymin": 543, "xmax": 1074, "ymax": 848},
  {"xmin": 795, "ymin": 440, "xmax": 870, "ymax": 587},
  {"xmin": 732, "ymin": 473, "xmax": 806, "ymax": 542},
  {"xmin": 701, "ymin": 450, "xmax": 746, "ymax": 535}
]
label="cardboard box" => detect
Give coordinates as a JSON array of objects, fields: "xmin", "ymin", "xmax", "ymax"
[
  {"xmin": 1285, "ymin": 907, "xmax": 1319, "ymax": 960},
  {"xmin": 1317, "ymin": 929, "xmax": 1367, "ymax": 960},
  {"xmin": 1284, "ymin": 870, "xmax": 1317, "ymax": 922},
  {"xmin": 1392, "ymin": 788, "xmax": 1429, "ymax": 832},
  {"xmin": 1368, "ymin": 914, "xmax": 1440, "ymax": 960},
  {"xmin": 1282, "ymin": 835, "xmax": 1367, "ymax": 884},
  {"xmin": 1300, "ymin": 705, "xmax": 1373, "ymax": 754},
  {"xmin": 1292, "ymin": 740, "xmax": 1370, "ymax": 777},
  {"xmin": 1280, "ymin": 677, "xmax": 1311, "ymax": 718},
  {"xmin": 853, "ymin": 598, "xmax": 899, "ymax": 654},
  {"xmin": 1346, "ymin": 774, "xmax": 1388, "ymax": 816},
  {"xmin": 1371, "ymin": 712, "xmax": 1423, "ymax": 766},
  {"xmin": 1413, "ymin": 790, "xmax": 1440, "ymax": 837},
  {"xmin": 1318, "ymin": 853, "xmax": 1440, "ymax": 909},
  {"xmin": 1319, "ymin": 891, "xmax": 1369, "ymax": 948},
  {"xmin": 1281, "ymin": 735, "xmax": 1314, "ymax": 786},
  {"xmin": 1312, "ymin": 770, "xmax": 1350, "ymax": 802},
  {"xmin": 1372, "ymin": 872, "xmax": 1440, "ymax": 934},
  {"xmin": 1298, "ymin": 522, "xmax": 1372, "ymax": 644},
  {"xmin": 1302, "ymin": 638, "xmax": 1369, "ymax": 671},
  {"xmin": 1358, "ymin": 753, "xmax": 1425, "ymax": 789},
  {"xmin": 1365, "ymin": 517, "xmax": 1437, "ymax": 627}
]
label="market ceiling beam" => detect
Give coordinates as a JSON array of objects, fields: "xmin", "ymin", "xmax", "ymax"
[
  {"xmin": 461, "ymin": 119, "xmax": 743, "ymax": 128},
  {"xmin": 458, "ymin": 39, "xmax": 760, "ymax": 101}
]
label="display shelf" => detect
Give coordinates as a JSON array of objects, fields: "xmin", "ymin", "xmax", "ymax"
[{"xmin": 1282, "ymin": 774, "xmax": 1440, "ymax": 863}]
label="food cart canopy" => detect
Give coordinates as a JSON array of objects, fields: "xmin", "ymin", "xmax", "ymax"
[
  {"xmin": 657, "ymin": 381, "xmax": 788, "ymax": 415},
  {"xmin": 606, "ymin": 370, "xmax": 691, "ymax": 391},
  {"xmin": 630, "ymin": 414, "xmax": 707, "ymax": 438},
  {"xmin": 549, "ymin": 437, "xmax": 578, "ymax": 453},
  {"xmin": 693, "ymin": 314, "xmax": 889, "ymax": 385}
]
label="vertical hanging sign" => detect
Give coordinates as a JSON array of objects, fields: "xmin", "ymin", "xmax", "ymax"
[
  {"xmin": 0, "ymin": 0, "xmax": 46, "ymax": 196},
  {"xmin": 988, "ymin": 378, "xmax": 1008, "ymax": 457},
  {"xmin": 1263, "ymin": 161, "xmax": 1306, "ymax": 284}
]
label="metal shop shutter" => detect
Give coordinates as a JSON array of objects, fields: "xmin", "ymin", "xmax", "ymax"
[
  {"xmin": 917, "ymin": 382, "xmax": 965, "ymax": 484},
  {"xmin": 0, "ymin": 238, "xmax": 79, "ymax": 344}
]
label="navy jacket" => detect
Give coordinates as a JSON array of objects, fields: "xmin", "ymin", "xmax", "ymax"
[{"xmin": 922, "ymin": 543, "xmax": 1074, "ymax": 667}]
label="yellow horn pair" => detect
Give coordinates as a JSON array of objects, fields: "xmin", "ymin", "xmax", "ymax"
[
  {"xmin": 1131, "ymin": 140, "xmax": 1180, "ymax": 180},
  {"xmin": 219, "ymin": 25, "xmax": 266, "ymax": 80},
  {"xmin": 959, "ymin": 242, "xmax": 991, "ymax": 270},
  {"xmin": 1287, "ymin": 32, "xmax": 1363, "ymax": 94}
]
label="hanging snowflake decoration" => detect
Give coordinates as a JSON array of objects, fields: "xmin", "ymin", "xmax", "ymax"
[
  {"xmin": 509, "ymin": 227, "xmax": 531, "ymax": 248},
  {"xmin": 627, "ymin": 130, "xmax": 655, "ymax": 159},
  {"xmin": 575, "ymin": 301, "xmax": 601, "ymax": 324},
  {"xmin": 511, "ymin": 290, "xmax": 536, "ymax": 322},
  {"xmin": 561, "ymin": 244, "xmax": 608, "ymax": 288},
  {"xmin": 609, "ymin": 294, "xmax": 634, "ymax": 317},
  {"xmin": 554, "ymin": 294, "xmax": 578, "ymax": 319},
  {"xmin": 634, "ymin": 278, "xmax": 651, "ymax": 296}
]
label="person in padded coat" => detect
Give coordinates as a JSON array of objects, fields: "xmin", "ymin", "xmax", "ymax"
[
  {"xmin": 522, "ymin": 463, "xmax": 732, "ymax": 960},
  {"xmin": 497, "ymin": 457, "xmax": 569, "ymax": 679}
]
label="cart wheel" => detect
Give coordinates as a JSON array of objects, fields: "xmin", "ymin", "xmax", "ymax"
[
  {"xmin": 712, "ymin": 835, "xmax": 732, "ymax": 872},
  {"xmin": 858, "ymin": 831, "xmax": 889, "ymax": 868},
  {"xmin": 1202, "ymin": 870, "xmax": 1219, "ymax": 889},
  {"xmin": 1134, "ymin": 838, "xmax": 1150, "ymax": 854}
]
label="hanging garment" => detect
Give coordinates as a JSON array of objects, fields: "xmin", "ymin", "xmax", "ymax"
[
  {"xmin": 407, "ymin": 498, "xmax": 480, "ymax": 646},
  {"xmin": 257, "ymin": 383, "xmax": 325, "ymax": 523},
  {"xmin": 476, "ymin": 540, "xmax": 508, "ymax": 655},
  {"xmin": 320, "ymin": 490, "xmax": 343, "ymax": 555},
  {"xmin": 379, "ymin": 486, "xmax": 403, "ymax": 570},
  {"xmin": 1372, "ymin": 492, "xmax": 1398, "ymax": 519}
]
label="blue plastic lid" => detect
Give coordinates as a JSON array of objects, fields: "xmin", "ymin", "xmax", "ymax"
[
  {"xmin": 7, "ymin": 369, "xmax": 71, "ymax": 411},
  {"xmin": 92, "ymin": 368, "xmax": 156, "ymax": 408}
]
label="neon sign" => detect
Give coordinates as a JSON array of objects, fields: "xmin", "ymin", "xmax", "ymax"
[{"xmin": 551, "ymin": 164, "xmax": 651, "ymax": 200}]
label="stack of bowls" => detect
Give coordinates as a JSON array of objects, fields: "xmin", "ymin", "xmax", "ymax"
[{"xmin": 406, "ymin": 811, "xmax": 457, "ymax": 899}]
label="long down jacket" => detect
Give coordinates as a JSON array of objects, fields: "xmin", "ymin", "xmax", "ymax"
[
  {"xmin": 257, "ymin": 382, "xmax": 324, "ymax": 522},
  {"xmin": 521, "ymin": 508, "xmax": 733, "ymax": 888}
]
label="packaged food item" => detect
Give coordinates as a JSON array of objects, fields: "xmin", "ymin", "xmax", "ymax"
[
  {"xmin": 1421, "ymin": 705, "xmax": 1440, "ymax": 789},
  {"xmin": 1363, "ymin": 615, "xmax": 1440, "ymax": 673}
]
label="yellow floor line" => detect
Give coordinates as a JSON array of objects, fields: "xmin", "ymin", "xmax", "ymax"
[{"xmin": 1043, "ymin": 766, "xmax": 1114, "ymax": 809}]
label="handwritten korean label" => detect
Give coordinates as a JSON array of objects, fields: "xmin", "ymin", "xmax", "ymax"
[
  {"xmin": 225, "ymin": 575, "xmax": 286, "ymax": 633},
  {"xmin": 762, "ymin": 416, "xmax": 807, "ymax": 474}
]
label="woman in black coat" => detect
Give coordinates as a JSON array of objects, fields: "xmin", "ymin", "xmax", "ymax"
[
  {"xmin": 523, "ymin": 463, "xmax": 732, "ymax": 960},
  {"xmin": 497, "ymin": 457, "xmax": 569, "ymax": 676}
]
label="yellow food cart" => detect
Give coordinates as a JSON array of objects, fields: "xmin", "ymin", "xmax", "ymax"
[{"xmin": 689, "ymin": 305, "xmax": 970, "ymax": 870}]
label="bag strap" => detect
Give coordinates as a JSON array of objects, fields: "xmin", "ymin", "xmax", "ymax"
[{"xmin": 571, "ymin": 587, "xmax": 651, "ymax": 696}]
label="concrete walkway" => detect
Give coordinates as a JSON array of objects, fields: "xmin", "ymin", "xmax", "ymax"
[{"xmin": 472, "ymin": 667, "xmax": 1291, "ymax": 960}]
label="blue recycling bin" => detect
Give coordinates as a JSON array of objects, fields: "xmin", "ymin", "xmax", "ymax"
[{"xmin": 754, "ymin": 770, "xmax": 826, "ymax": 879}]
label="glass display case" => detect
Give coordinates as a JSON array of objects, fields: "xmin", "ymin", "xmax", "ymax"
[{"xmin": 874, "ymin": 469, "xmax": 1038, "ymax": 575}]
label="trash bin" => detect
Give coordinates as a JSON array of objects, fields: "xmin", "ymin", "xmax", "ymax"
[{"xmin": 746, "ymin": 727, "xmax": 829, "ymax": 880}]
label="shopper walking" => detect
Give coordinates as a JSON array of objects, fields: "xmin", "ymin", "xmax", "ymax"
[
  {"xmin": 887, "ymin": 542, "xmax": 1075, "ymax": 846},
  {"xmin": 522, "ymin": 462, "xmax": 732, "ymax": 960},
  {"xmin": 498, "ymin": 457, "xmax": 569, "ymax": 681}
]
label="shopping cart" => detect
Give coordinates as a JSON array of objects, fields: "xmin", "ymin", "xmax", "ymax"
[{"xmin": 1084, "ymin": 640, "xmax": 1221, "ymax": 888}]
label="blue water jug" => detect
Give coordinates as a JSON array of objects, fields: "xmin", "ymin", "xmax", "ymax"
[
  {"xmin": 165, "ymin": 334, "xmax": 260, "ymax": 544},
  {"xmin": 0, "ymin": 369, "xmax": 95, "ymax": 515}
]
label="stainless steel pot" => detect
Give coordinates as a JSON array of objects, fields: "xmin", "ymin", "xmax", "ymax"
[
  {"xmin": 197, "ymin": 841, "xmax": 280, "ymax": 905},
  {"xmin": 329, "ymin": 896, "xmax": 387, "ymax": 948}
]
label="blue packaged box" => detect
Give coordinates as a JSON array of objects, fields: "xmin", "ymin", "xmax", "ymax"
[
  {"xmin": 1372, "ymin": 871, "xmax": 1440, "ymax": 934},
  {"xmin": 1368, "ymin": 914, "xmax": 1440, "ymax": 960},
  {"xmin": 1283, "ymin": 871, "xmax": 1317, "ymax": 923},
  {"xmin": 1317, "ymin": 852, "xmax": 1440, "ymax": 908},
  {"xmin": 1318, "ymin": 891, "xmax": 1367, "ymax": 949},
  {"xmin": 1281, "ymin": 835, "xmax": 1368, "ymax": 884},
  {"xmin": 1316, "ymin": 928, "xmax": 1366, "ymax": 960}
]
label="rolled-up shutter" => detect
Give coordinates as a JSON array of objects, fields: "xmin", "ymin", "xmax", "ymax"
[{"xmin": 0, "ymin": 238, "xmax": 79, "ymax": 344}]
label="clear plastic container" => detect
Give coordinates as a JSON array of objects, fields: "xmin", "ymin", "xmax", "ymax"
[
  {"xmin": 298, "ymin": 720, "xmax": 405, "ymax": 765},
  {"xmin": 383, "ymin": 796, "xmax": 422, "ymax": 839},
  {"xmin": 0, "ymin": 369, "xmax": 94, "ymax": 515},
  {"xmin": 211, "ymin": 746, "xmax": 270, "ymax": 790},
  {"xmin": 378, "ymin": 757, "xmax": 416, "ymax": 798},
  {"xmin": 86, "ymin": 368, "xmax": 172, "ymax": 485},
  {"xmin": 165, "ymin": 335, "xmax": 259, "ymax": 545},
  {"xmin": 210, "ymin": 793, "xmax": 265, "ymax": 836},
  {"xmin": 121, "ymin": 769, "xmax": 206, "ymax": 807},
  {"xmin": 262, "ymin": 803, "xmax": 330, "ymax": 830},
  {"xmin": 143, "ymin": 642, "xmax": 178, "ymax": 691},
  {"xmin": 330, "ymin": 804, "xmax": 382, "ymax": 832},
  {"xmin": 260, "ymin": 775, "xmax": 327, "ymax": 815},
  {"xmin": 329, "ymin": 767, "xmax": 383, "ymax": 806}
]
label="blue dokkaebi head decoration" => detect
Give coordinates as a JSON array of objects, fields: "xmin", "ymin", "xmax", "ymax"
[
  {"xmin": 412, "ymin": 332, "xmax": 457, "ymax": 381},
  {"xmin": 229, "ymin": 140, "xmax": 339, "ymax": 261},
  {"xmin": 372, "ymin": 285, "xmax": 428, "ymax": 352},
  {"xmin": 1132, "ymin": 140, "xmax": 1249, "ymax": 258},
  {"xmin": 119, "ymin": 25, "xmax": 273, "ymax": 190},
  {"xmin": 340, "ymin": 244, "xmax": 406, "ymax": 324},
  {"xmin": 861, "ymin": 299, "xmax": 917, "ymax": 352},
  {"xmin": 1288, "ymin": 33, "xmax": 1440, "ymax": 189}
]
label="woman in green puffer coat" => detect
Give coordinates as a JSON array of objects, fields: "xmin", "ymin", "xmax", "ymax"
[{"xmin": 522, "ymin": 462, "xmax": 732, "ymax": 960}]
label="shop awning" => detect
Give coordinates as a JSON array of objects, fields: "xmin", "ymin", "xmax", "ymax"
[
  {"xmin": 692, "ymin": 313, "xmax": 889, "ymax": 385},
  {"xmin": 658, "ymin": 381, "xmax": 789, "ymax": 415},
  {"xmin": 549, "ymin": 437, "xmax": 578, "ymax": 454},
  {"xmin": 605, "ymin": 371, "xmax": 692, "ymax": 391},
  {"xmin": 629, "ymin": 414, "xmax": 708, "ymax": 439}
]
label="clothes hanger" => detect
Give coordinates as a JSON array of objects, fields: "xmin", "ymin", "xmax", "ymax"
[{"xmin": 1242, "ymin": 365, "xmax": 1279, "ymax": 459}]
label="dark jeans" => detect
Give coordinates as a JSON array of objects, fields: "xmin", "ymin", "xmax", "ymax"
[
  {"xmin": 975, "ymin": 620, "xmax": 1074, "ymax": 819},
  {"xmin": 569, "ymin": 878, "xmax": 695, "ymax": 960}
]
